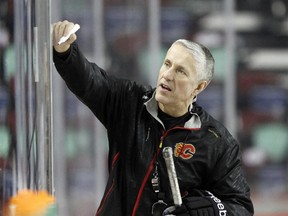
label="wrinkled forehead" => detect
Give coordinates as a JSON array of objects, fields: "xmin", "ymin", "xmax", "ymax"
[
  {"xmin": 166, "ymin": 44, "xmax": 196, "ymax": 71},
  {"xmin": 167, "ymin": 43, "xmax": 194, "ymax": 59}
]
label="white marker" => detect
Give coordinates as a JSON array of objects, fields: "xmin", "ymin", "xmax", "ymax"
[{"xmin": 58, "ymin": 24, "xmax": 80, "ymax": 45}]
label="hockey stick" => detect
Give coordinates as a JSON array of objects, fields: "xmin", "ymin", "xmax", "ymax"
[{"xmin": 162, "ymin": 147, "xmax": 182, "ymax": 206}]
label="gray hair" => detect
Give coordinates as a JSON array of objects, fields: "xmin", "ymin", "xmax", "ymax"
[{"xmin": 173, "ymin": 39, "xmax": 215, "ymax": 84}]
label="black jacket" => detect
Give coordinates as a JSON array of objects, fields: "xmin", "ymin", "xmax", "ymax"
[{"xmin": 53, "ymin": 43, "xmax": 254, "ymax": 216}]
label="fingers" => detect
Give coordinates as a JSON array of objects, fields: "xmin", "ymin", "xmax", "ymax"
[
  {"xmin": 162, "ymin": 206, "xmax": 177, "ymax": 215},
  {"xmin": 52, "ymin": 20, "xmax": 78, "ymax": 53}
]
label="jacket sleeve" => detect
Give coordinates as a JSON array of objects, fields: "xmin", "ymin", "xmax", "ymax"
[
  {"xmin": 53, "ymin": 42, "xmax": 142, "ymax": 130},
  {"xmin": 53, "ymin": 43, "xmax": 152, "ymax": 168},
  {"xmin": 206, "ymin": 134, "xmax": 254, "ymax": 216}
]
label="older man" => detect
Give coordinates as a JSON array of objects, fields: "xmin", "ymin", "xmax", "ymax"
[{"xmin": 52, "ymin": 20, "xmax": 254, "ymax": 216}]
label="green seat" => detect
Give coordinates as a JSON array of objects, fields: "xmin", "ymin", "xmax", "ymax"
[
  {"xmin": 0, "ymin": 126, "xmax": 10, "ymax": 157},
  {"xmin": 252, "ymin": 123, "xmax": 288, "ymax": 163}
]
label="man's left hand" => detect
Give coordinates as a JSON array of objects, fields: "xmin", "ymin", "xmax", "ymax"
[{"xmin": 162, "ymin": 190, "xmax": 227, "ymax": 216}]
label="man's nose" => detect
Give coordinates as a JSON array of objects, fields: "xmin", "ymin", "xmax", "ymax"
[{"xmin": 163, "ymin": 68, "xmax": 174, "ymax": 81}]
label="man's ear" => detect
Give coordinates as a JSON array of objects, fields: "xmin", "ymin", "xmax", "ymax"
[{"xmin": 193, "ymin": 80, "xmax": 208, "ymax": 96}]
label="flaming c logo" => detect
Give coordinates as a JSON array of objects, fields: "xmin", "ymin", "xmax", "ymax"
[{"xmin": 174, "ymin": 143, "xmax": 196, "ymax": 160}]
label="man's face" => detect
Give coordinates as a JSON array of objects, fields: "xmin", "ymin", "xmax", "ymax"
[{"xmin": 155, "ymin": 43, "xmax": 203, "ymax": 117}]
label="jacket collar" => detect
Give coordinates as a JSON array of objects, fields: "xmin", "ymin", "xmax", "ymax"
[{"xmin": 144, "ymin": 91, "xmax": 202, "ymax": 129}]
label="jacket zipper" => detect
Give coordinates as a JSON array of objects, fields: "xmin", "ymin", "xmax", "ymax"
[
  {"xmin": 131, "ymin": 126, "xmax": 200, "ymax": 215},
  {"xmin": 132, "ymin": 136, "xmax": 163, "ymax": 216}
]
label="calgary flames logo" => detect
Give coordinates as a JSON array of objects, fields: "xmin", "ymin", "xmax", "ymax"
[{"xmin": 174, "ymin": 143, "xmax": 196, "ymax": 160}]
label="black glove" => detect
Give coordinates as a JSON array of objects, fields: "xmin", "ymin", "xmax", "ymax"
[{"xmin": 162, "ymin": 190, "xmax": 227, "ymax": 216}]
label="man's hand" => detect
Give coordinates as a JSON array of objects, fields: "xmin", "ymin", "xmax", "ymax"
[
  {"xmin": 52, "ymin": 20, "xmax": 78, "ymax": 53},
  {"xmin": 162, "ymin": 197, "xmax": 214, "ymax": 216},
  {"xmin": 162, "ymin": 190, "xmax": 227, "ymax": 216}
]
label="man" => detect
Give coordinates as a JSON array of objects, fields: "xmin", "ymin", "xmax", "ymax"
[{"xmin": 52, "ymin": 20, "xmax": 254, "ymax": 216}]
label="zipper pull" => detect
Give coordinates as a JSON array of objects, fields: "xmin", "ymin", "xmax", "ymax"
[
  {"xmin": 151, "ymin": 162, "xmax": 160, "ymax": 193},
  {"xmin": 159, "ymin": 134, "xmax": 164, "ymax": 149}
]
